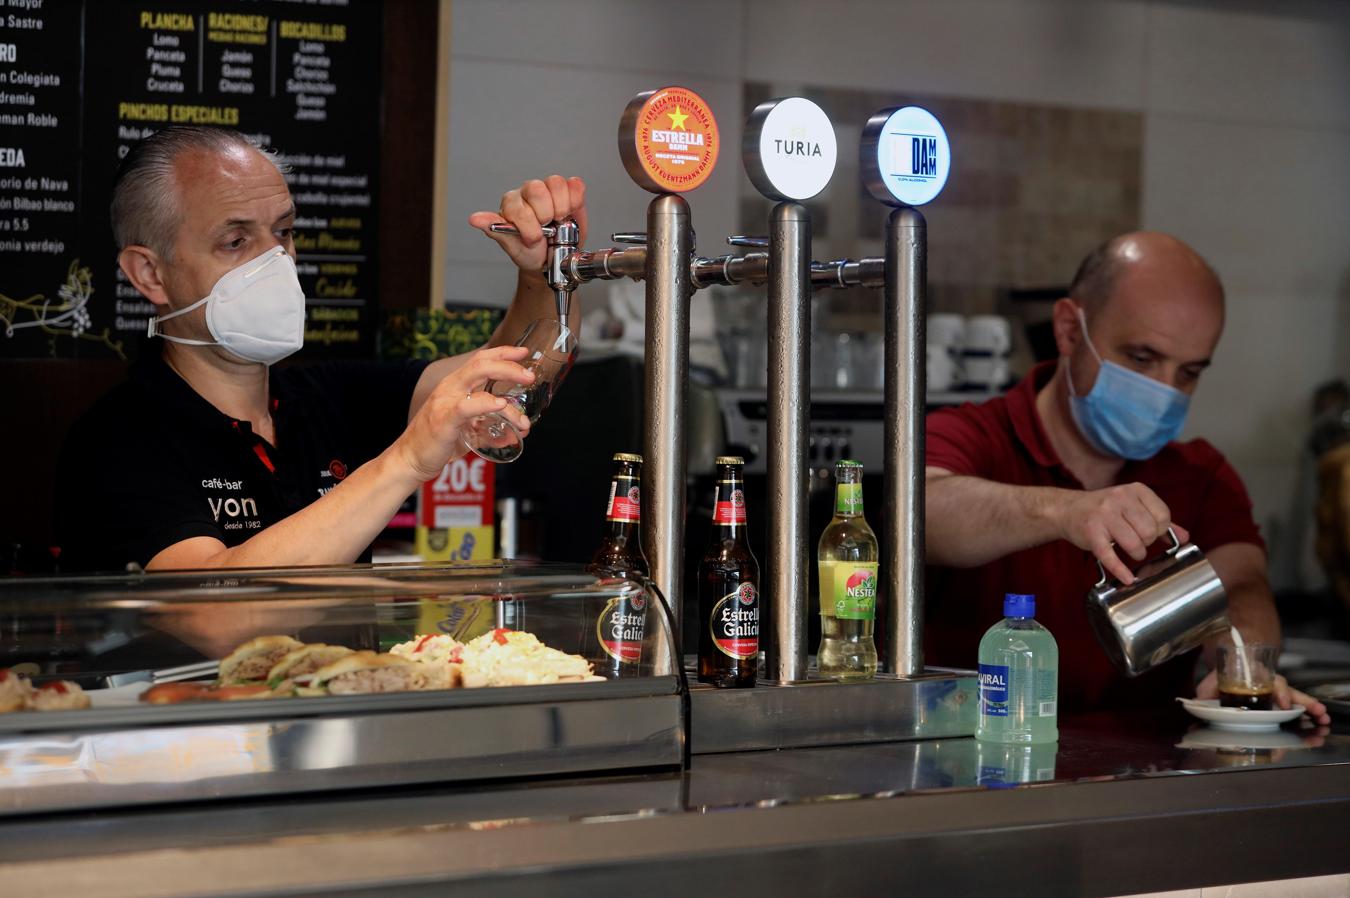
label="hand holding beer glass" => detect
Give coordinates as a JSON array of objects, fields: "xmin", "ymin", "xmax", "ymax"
[{"xmin": 461, "ymin": 318, "xmax": 577, "ymax": 463}]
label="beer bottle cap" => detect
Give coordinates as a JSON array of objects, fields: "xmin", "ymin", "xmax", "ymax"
[
  {"xmin": 715, "ymin": 456, "xmax": 745, "ymax": 466},
  {"xmin": 613, "ymin": 452, "xmax": 643, "ymax": 463}
]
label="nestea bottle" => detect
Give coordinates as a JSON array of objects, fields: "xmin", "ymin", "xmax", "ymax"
[{"xmin": 817, "ymin": 460, "xmax": 879, "ymax": 680}]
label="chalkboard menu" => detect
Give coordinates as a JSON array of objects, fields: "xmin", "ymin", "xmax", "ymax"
[{"xmin": 0, "ymin": 0, "xmax": 382, "ymax": 361}]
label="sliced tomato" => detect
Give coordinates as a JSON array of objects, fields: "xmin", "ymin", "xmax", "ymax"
[{"xmin": 141, "ymin": 682, "xmax": 214, "ymax": 704}]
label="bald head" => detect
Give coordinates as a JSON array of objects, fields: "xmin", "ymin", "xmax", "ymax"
[
  {"xmin": 1054, "ymin": 231, "xmax": 1226, "ymax": 399},
  {"xmin": 1070, "ymin": 231, "xmax": 1224, "ymax": 322}
]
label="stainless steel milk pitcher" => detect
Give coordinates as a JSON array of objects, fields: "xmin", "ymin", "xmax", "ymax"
[{"xmin": 1084, "ymin": 528, "xmax": 1229, "ymax": 677}]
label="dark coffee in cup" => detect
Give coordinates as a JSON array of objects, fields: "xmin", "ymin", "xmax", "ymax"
[{"xmin": 1219, "ymin": 685, "xmax": 1273, "ymax": 710}]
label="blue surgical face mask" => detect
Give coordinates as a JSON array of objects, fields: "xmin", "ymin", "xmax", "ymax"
[{"xmin": 1065, "ymin": 306, "xmax": 1190, "ymax": 460}]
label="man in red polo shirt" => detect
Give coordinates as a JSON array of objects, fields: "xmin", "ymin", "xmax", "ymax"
[{"xmin": 925, "ymin": 232, "xmax": 1328, "ymax": 721}]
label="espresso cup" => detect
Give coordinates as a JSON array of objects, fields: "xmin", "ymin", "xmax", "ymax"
[{"xmin": 1216, "ymin": 643, "xmax": 1278, "ymax": 710}]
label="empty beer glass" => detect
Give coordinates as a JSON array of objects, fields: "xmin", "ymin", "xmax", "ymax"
[{"xmin": 461, "ymin": 318, "xmax": 577, "ymax": 463}]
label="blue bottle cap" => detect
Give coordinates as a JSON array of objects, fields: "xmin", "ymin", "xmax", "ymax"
[{"xmin": 1004, "ymin": 593, "xmax": 1035, "ymax": 618}]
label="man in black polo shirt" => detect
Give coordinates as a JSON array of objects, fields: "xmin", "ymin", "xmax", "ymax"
[{"xmin": 57, "ymin": 126, "xmax": 586, "ymax": 572}]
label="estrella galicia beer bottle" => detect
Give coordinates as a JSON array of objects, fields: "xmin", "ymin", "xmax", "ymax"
[
  {"xmin": 585, "ymin": 453, "xmax": 648, "ymax": 677},
  {"xmin": 697, "ymin": 456, "xmax": 760, "ymax": 688}
]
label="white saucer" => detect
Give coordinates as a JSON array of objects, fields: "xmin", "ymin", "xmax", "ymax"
[
  {"xmin": 1177, "ymin": 727, "xmax": 1308, "ymax": 751},
  {"xmin": 1176, "ymin": 697, "xmax": 1304, "ymax": 732}
]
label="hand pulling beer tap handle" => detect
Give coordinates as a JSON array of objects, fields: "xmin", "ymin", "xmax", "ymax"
[{"xmin": 490, "ymin": 220, "xmax": 580, "ymax": 329}]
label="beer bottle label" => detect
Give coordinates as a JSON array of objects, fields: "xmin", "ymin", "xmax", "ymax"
[
  {"xmin": 596, "ymin": 593, "xmax": 646, "ymax": 663},
  {"xmin": 835, "ymin": 482, "xmax": 863, "ymax": 515},
  {"xmin": 822, "ymin": 560, "xmax": 878, "ymax": 620},
  {"xmin": 708, "ymin": 582, "xmax": 759, "ymax": 659},
  {"xmin": 606, "ymin": 478, "xmax": 641, "ymax": 523},
  {"xmin": 712, "ymin": 485, "xmax": 747, "ymax": 525}
]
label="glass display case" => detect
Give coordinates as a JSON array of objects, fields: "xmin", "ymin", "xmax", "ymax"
[{"xmin": 0, "ymin": 562, "xmax": 684, "ymax": 816}]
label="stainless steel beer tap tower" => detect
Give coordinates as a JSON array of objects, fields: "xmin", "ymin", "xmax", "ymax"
[
  {"xmin": 493, "ymin": 87, "xmax": 719, "ymax": 638},
  {"xmin": 858, "ymin": 105, "xmax": 950, "ymax": 676},
  {"xmin": 491, "ymin": 90, "xmax": 973, "ymax": 748},
  {"xmin": 613, "ymin": 87, "xmax": 721, "ymax": 638},
  {"xmin": 737, "ymin": 97, "xmax": 840, "ymax": 683}
]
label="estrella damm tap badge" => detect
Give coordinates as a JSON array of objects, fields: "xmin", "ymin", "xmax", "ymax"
[{"xmin": 623, "ymin": 86, "xmax": 719, "ymax": 193}]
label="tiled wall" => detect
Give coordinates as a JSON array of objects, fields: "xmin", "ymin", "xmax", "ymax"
[{"xmin": 446, "ymin": 0, "xmax": 1350, "ymax": 589}]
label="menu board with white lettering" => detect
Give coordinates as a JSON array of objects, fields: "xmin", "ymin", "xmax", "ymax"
[{"xmin": 0, "ymin": 0, "xmax": 382, "ymax": 360}]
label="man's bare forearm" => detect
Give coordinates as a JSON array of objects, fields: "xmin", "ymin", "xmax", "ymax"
[
  {"xmin": 1207, "ymin": 543, "xmax": 1281, "ymax": 646},
  {"xmin": 488, "ymin": 271, "xmax": 581, "ymax": 348},
  {"xmin": 926, "ymin": 470, "xmax": 1069, "ymax": 567},
  {"xmin": 1225, "ymin": 580, "xmax": 1281, "ymax": 644}
]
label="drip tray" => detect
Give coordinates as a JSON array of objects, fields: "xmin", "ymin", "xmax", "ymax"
[{"xmin": 688, "ymin": 668, "xmax": 976, "ymax": 754}]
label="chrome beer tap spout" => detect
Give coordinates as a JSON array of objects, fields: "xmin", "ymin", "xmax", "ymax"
[{"xmin": 489, "ymin": 218, "xmax": 581, "ymax": 332}]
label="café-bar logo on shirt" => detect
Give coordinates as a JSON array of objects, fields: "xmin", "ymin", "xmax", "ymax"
[{"xmin": 202, "ymin": 477, "xmax": 262, "ymax": 531}]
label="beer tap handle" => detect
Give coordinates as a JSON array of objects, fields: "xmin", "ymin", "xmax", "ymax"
[
  {"xmin": 728, "ymin": 235, "xmax": 769, "ymax": 248},
  {"xmin": 490, "ymin": 219, "xmax": 580, "ymax": 245},
  {"xmin": 611, "ymin": 232, "xmax": 648, "ymax": 245},
  {"xmin": 489, "ymin": 222, "xmax": 557, "ymax": 238}
]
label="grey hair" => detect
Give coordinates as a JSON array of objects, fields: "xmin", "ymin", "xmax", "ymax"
[{"xmin": 110, "ymin": 126, "xmax": 289, "ymax": 260}]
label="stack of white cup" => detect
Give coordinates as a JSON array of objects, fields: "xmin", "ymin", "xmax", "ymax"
[
  {"xmin": 963, "ymin": 315, "xmax": 1012, "ymax": 391},
  {"xmin": 926, "ymin": 314, "xmax": 1012, "ymax": 392},
  {"xmin": 926, "ymin": 314, "xmax": 966, "ymax": 392}
]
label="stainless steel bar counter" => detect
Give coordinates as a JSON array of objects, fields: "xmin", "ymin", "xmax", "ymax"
[{"xmin": 3, "ymin": 709, "xmax": 1347, "ymax": 897}]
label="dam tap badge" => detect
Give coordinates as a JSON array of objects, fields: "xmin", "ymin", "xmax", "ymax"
[{"xmin": 862, "ymin": 105, "xmax": 951, "ymax": 207}]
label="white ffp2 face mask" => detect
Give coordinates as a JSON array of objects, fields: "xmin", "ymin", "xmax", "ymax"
[{"xmin": 147, "ymin": 247, "xmax": 306, "ymax": 365}]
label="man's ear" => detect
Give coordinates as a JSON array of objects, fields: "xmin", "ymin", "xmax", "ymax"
[
  {"xmin": 118, "ymin": 245, "xmax": 171, "ymax": 308},
  {"xmin": 1050, "ymin": 297, "xmax": 1084, "ymax": 358}
]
